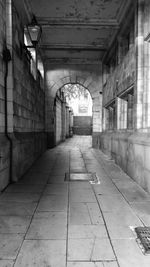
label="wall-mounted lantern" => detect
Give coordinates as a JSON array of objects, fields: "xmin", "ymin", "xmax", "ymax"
[{"xmin": 27, "ymin": 15, "xmax": 42, "ymax": 47}]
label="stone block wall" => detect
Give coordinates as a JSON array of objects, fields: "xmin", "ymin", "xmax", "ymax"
[
  {"xmin": 10, "ymin": 4, "xmax": 47, "ymax": 181},
  {"xmin": 73, "ymin": 116, "xmax": 92, "ymax": 135},
  {"xmin": 0, "ymin": 0, "xmax": 11, "ymax": 190},
  {"xmin": 100, "ymin": 132, "xmax": 150, "ymax": 192},
  {"xmin": 99, "ymin": 1, "xmax": 150, "ymax": 193},
  {"xmin": 103, "ymin": 45, "xmax": 135, "ymax": 106}
]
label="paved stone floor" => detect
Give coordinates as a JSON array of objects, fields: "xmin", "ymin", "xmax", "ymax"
[{"xmin": 0, "ymin": 136, "xmax": 150, "ymax": 267}]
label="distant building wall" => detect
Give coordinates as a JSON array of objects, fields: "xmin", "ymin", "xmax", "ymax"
[{"xmin": 73, "ymin": 116, "xmax": 92, "ymax": 135}]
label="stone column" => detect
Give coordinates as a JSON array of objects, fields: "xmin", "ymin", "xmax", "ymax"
[
  {"xmin": 143, "ymin": 39, "xmax": 150, "ymax": 128},
  {"xmin": 45, "ymin": 95, "xmax": 55, "ymax": 148},
  {"xmin": 66, "ymin": 105, "xmax": 69, "ymax": 138},
  {"xmin": 116, "ymin": 97, "xmax": 121, "ymax": 130},
  {"xmin": 135, "ymin": 0, "xmax": 145, "ymax": 129},
  {"xmin": 102, "ymin": 108, "xmax": 109, "ymax": 131},
  {"xmin": 61, "ymin": 100, "xmax": 66, "ymax": 141},
  {"xmin": 6, "ymin": 0, "xmax": 13, "ymax": 133},
  {"xmin": 127, "ymin": 94, "xmax": 134, "ymax": 129}
]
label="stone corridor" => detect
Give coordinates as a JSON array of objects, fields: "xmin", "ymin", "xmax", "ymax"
[{"xmin": 0, "ymin": 136, "xmax": 150, "ymax": 267}]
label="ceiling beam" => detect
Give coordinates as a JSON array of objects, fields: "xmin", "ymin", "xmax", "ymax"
[
  {"xmin": 40, "ymin": 44, "xmax": 107, "ymax": 51},
  {"xmin": 37, "ymin": 17, "xmax": 119, "ymax": 28},
  {"xmin": 44, "ymin": 58, "xmax": 101, "ymax": 64}
]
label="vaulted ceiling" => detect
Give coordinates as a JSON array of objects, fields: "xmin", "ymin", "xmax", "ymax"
[{"xmin": 18, "ymin": 0, "xmax": 132, "ymax": 64}]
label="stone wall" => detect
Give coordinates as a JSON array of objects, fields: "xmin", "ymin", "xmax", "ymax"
[
  {"xmin": 11, "ymin": 4, "xmax": 46, "ymax": 182},
  {"xmin": 73, "ymin": 116, "xmax": 92, "ymax": 135},
  {"xmin": 99, "ymin": 1, "xmax": 150, "ymax": 193},
  {"xmin": 103, "ymin": 45, "xmax": 135, "ymax": 106},
  {"xmin": 0, "ymin": 1, "xmax": 47, "ymax": 190},
  {"xmin": 100, "ymin": 132, "xmax": 150, "ymax": 192},
  {"xmin": 0, "ymin": 0, "xmax": 11, "ymax": 190}
]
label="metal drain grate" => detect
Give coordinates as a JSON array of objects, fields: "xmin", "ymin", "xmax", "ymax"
[
  {"xmin": 135, "ymin": 227, "xmax": 150, "ymax": 255},
  {"xmin": 65, "ymin": 172, "xmax": 99, "ymax": 184}
]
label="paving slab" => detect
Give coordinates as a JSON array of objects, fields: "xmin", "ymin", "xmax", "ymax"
[
  {"xmin": 68, "ymin": 238, "xmax": 94, "ymax": 261},
  {"xmin": 0, "ymin": 202, "xmax": 37, "ymax": 216},
  {"xmin": 0, "ymin": 216, "xmax": 31, "ymax": 234},
  {"xmin": 19, "ymin": 173, "xmax": 49, "ymax": 184},
  {"xmin": 5, "ymin": 183, "xmax": 45, "ymax": 193},
  {"xmin": 69, "ymin": 202, "xmax": 92, "ymax": 225},
  {"xmin": 106, "ymin": 225, "xmax": 135, "ymax": 239},
  {"xmin": 103, "ymin": 210, "xmax": 142, "ymax": 228},
  {"xmin": 43, "ymin": 183, "xmax": 68, "ymax": 195},
  {"xmin": 0, "ymin": 261, "xmax": 14, "ymax": 267},
  {"xmin": 86, "ymin": 202, "xmax": 104, "ymax": 224},
  {"xmin": 0, "ymin": 234, "xmax": 24, "ymax": 259},
  {"xmin": 69, "ymin": 181, "xmax": 91, "ymax": 189},
  {"xmin": 91, "ymin": 238, "xmax": 116, "ymax": 261},
  {"xmin": 103, "ymin": 263, "xmax": 119, "ymax": 267},
  {"xmin": 37, "ymin": 195, "xmax": 68, "ymax": 212},
  {"xmin": 93, "ymin": 184, "xmax": 120, "ymax": 195},
  {"xmin": 68, "ymin": 224, "xmax": 108, "ymax": 239},
  {"xmin": 115, "ymin": 182, "xmax": 150, "ymax": 203},
  {"xmin": 48, "ymin": 175, "xmax": 66, "ymax": 184},
  {"xmin": 112, "ymin": 239, "xmax": 150, "ymax": 267},
  {"xmin": 14, "ymin": 240, "xmax": 66, "ymax": 267},
  {"xmin": 0, "ymin": 193, "xmax": 40, "ymax": 203},
  {"xmin": 96, "ymin": 194, "xmax": 130, "ymax": 212},
  {"xmin": 70, "ymin": 188, "xmax": 96, "ymax": 203},
  {"xmin": 67, "ymin": 263, "xmax": 103, "ymax": 267},
  {"xmin": 68, "ymin": 238, "xmax": 115, "ymax": 261},
  {"xmin": 26, "ymin": 212, "xmax": 67, "ymax": 239},
  {"xmin": 129, "ymin": 201, "xmax": 150, "ymax": 225}
]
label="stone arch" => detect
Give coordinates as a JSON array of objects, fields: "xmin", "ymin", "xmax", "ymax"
[
  {"xmin": 46, "ymin": 69, "xmax": 101, "ymax": 99},
  {"xmin": 45, "ymin": 67, "xmax": 102, "ymax": 148}
]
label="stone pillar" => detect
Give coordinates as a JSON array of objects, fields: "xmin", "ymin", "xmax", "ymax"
[
  {"xmin": 61, "ymin": 100, "xmax": 66, "ymax": 141},
  {"xmin": 6, "ymin": 0, "xmax": 13, "ymax": 133},
  {"xmin": 45, "ymin": 95, "xmax": 55, "ymax": 148},
  {"xmin": 66, "ymin": 105, "xmax": 69, "ymax": 138},
  {"xmin": 143, "ymin": 39, "xmax": 150, "ymax": 128},
  {"xmin": 69, "ymin": 109, "xmax": 73, "ymax": 137},
  {"xmin": 116, "ymin": 97, "xmax": 121, "ymax": 130},
  {"xmin": 92, "ymin": 94, "xmax": 102, "ymax": 133},
  {"xmin": 55, "ymin": 97, "xmax": 62, "ymax": 145},
  {"xmin": 127, "ymin": 94, "xmax": 134, "ymax": 129},
  {"xmin": 92, "ymin": 93, "xmax": 103, "ymax": 148},
  {"xmin": 102, "ymin": 108, "xmax": 109, "ymax": 131},
  {"xmin": 135, "ymin": 0, "xmax": 145, "ymax": 129}
]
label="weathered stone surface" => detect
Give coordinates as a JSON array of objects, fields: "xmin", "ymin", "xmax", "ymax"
[
  {"xmin": 99, "ymin": 132, "xmax": 150, "ymax": 193},
  {"xmin": 73, "ymin": 116, "xmax": 92, "ymax": 135}
]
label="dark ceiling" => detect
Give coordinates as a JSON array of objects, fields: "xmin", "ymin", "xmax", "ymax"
[{"xmin": 17, "ymin": 0, "xmax": 132, "ymax": 64}]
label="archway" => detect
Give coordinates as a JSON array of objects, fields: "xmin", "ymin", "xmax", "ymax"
[
  {"xmin": 45, "ymin": 67, "xmax": 103, "ymax": 148},
  {"xmin": 61, "ymin": 83, "xmax": 93, "ymax": 136}
]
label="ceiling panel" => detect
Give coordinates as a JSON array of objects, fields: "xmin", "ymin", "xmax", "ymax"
[
  {"xmin": 41, "ymin": 27, "xmax": 115, "ymax": 48},
  {"xmin": 30, "ymin": 0, "xmax": 124, "ymax": 21},
  {"xmin": 27, "ymin": 0, "xmax": 132, "ymax": 62}
]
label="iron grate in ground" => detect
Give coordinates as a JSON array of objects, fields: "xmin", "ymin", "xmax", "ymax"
[
  {"xmin": 65, "ymin": 172, "xmax": 99, "ymax": 184},
  {"xmin": 135, "ymin": 227, "xmax": 150, "ymax": 255}
]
